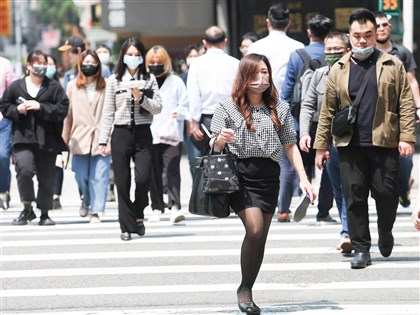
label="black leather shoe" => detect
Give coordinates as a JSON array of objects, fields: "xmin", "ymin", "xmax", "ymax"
[
  {"xmin": 120, "ymin": 232, "xmax": 131, "ymax": 241},
  {"xmin": 39, "ymin": 217, "xmax": 56, "ymax": 226},
  {"xmin": 238, "ymin": 301, "xmax": 261, "ymax": 315},
  {"xmin": 137, "ymin": 222, "xmax": 145, "ymax": 236},
  {"xmin": 350, "ymin": 252, "xmax": 372, "ymax": 269},
  {"xmin": 12, "ymin": 209, "xmax": 36, "ymax": 225},
  {"xmin": 378, "ymin": 230, "xmax": 394, "ymax": 257}
]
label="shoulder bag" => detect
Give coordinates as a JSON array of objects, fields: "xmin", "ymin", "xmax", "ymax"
[{"xmin": 331, "ymin": 65, "xmax": 374, "ymax": 137}]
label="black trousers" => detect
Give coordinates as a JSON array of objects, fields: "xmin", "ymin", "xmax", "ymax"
[
  {"xmin": 338, "ymin": 146, "xmax": 399, "ymax": 253},
  {"xmin": 111, "ymin": 125, "xmax": 152, "ymax": 233},
  {"xmin": 12, "ymin": 144, "xmax": 57, "ymax": 211},
  {"xmin": 150, "ymin": 142, "xmax": 182, "ymax": 211}
]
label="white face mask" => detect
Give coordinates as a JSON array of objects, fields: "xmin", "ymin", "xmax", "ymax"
[
  {"xmin": 124, "ymin": 55, "xmax": 143, "ymax": 70},
  {"xmin": 98, "ymin": 52, "xmax": 110, "ymax": 65},
  {"xmin": 351, "ymin": 44, "xmax": 375, "ymax": 58}
]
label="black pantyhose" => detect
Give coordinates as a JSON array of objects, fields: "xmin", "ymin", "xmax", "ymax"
[{"xmin": 237, "ymin": 207, "xmax": 273, "ymax": 303}]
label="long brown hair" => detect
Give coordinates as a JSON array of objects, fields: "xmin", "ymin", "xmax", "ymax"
[
  {"xmin": 232, "ymin": 53, "xmax": 281, "ymax": 132},
  {"xmin": 76, "ymin": 50, "xmax": 106, "ymax": 90}
]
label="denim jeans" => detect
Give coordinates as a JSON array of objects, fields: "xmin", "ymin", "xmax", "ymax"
[
  {"xmin": 72, "ymin": 154, "xmax": 111, "ymax": 214},
  {"xmin": 327, "ymin": 145, "xmax": 348, "ymax": 236},
  {"xmin": 0, "ymin": 118, "xmax": 12, "ymax": 193},
  {"xmin": 398, "ymin": 154, "xmax": 413, "ymax": 196},
  {"xmin": 278, "ymin": 147, "xmax": 300, "ymax": 213}
]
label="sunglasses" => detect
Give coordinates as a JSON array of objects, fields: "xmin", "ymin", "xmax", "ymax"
[{"xmin": 376, "ymin": 22, "xmax": 390, "ymax": 28}]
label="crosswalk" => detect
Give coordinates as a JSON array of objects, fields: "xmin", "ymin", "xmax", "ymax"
[{"xmin": 1, "ymin": 197, "xmax": 419, "ymax": 315}]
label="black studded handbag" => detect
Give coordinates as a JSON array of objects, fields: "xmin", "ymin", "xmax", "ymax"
[
  {"xmin": 188, "ymin": 156, "xmax": 231, "ymax": 218},
  {"xmin": 202, "ymin": 145, "xmax": 240, "ymax": 195}
]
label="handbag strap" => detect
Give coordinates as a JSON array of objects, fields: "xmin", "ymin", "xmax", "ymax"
[
  {"xmin": 209, "ymin": 134, "xmax": 232, "ymax": 155},
  {"xmin": 351, "ymin": 63, "xmax": 375, "ymax": 110}
]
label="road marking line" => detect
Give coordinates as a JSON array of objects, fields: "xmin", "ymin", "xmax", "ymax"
[
  {"xmin": 1, "ymin": 232, "xmax": 418, "ymax": 247},
  {"xmin": 1, "ymin": 246, "xmax": 418, "ymax": 262},
  {"xmin": 1, "ymin": 280, "xmax": 419, "ymax": 297},
  {"xmin": 1, "ymin": 304, "xmax": 420, "ymax": 315},
  {"xmin": 2, "ymin": 261, "xmax": 419, "ymax": 278}
]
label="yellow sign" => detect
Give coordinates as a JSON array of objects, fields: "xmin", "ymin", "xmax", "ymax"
[
  {"xmin": 382, "ymin": 0, "xmax": 399, "ymax": 11},
  {"xmin": 0, "ymin": 0, "xmax": 11, "ymax": 36}
]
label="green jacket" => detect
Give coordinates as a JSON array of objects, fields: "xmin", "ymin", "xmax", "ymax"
[{"xmin": 314, "ymin": 50, "xmax": 416, "ymax": 150}]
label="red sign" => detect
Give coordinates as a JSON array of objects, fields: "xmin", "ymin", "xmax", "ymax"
[{"xmin": 0, "ymin": 0, "xmax": 11, "ymax": 36}]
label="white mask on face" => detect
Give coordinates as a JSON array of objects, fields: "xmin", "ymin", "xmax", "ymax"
[
  {"xmin": 98, "ymin": 52, "xmax": 110, "ymax": 65},
  {"xmin": 123, "ymin": 55, "xmax": 143, "ymax": 70},
  {"xmin": 351, "ymin": 44, "xmax": 375, "ymax": 58}
]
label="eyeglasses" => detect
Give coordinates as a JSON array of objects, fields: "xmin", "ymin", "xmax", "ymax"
[
  {"xmin": 325, "ymin": 46, "xmax": 346, "ymax": 53},
  {"xmin": 376, "ymin": 22, "xmax": 390, "ymax": 29}
]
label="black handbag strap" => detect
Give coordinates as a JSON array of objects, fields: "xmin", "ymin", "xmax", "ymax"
[{"xmin": 352, "ymin": 64, "xmax": 375, "ymax": 110}]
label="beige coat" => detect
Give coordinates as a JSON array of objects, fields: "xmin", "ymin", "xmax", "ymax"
[
  {"xmin": 62, "ymin": 80, "xmax": 111, "ymax": 156},
  {"xmin": 314, "ymin": 51, "xmax": 416, "ymax": 150}
]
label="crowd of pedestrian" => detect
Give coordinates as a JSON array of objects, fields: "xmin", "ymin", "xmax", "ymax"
[{"xmin": 0, "ymin": 4, "xmax": 419, "ymax": 314}]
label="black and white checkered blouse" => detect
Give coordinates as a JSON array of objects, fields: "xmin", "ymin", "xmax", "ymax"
[{"xmin": 210, "ymin": 98, "xmax": 296, "ymax": 162}]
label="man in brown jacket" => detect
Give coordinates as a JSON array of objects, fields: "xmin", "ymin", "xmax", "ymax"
[{"xmin": 313, "ymin": 8, "xmax": 415, "ymax": 269}]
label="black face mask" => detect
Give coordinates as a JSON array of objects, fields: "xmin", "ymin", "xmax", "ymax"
[
  {"xmin": 149, "ymin": 64, "xmax": 165, "ymax": 76},
  {"xmin": 81, "ymin": 64, "xmax": 99, "ymax": 77}
]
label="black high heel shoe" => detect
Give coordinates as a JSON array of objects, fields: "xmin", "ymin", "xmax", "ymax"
[
  {"xmin": 238, "ymin": 301, "xmax": 261, "ymax": 315},
  {"xmin": 136, "ymin": 220, "xmax": 145, "ymax": 236}
]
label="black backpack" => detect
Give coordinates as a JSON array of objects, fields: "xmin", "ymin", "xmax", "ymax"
[{"xmin": 290, "ymin": 49, "xmax": 326, "ymax": 119}]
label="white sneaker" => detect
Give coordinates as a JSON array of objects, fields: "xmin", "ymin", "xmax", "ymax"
[
  {"xmin": 170, "ymin": 207, "xmax": 185, "ymax": 223},
  {"xmin": 149, "ymin": 210, "xmax": 161, "ymax": 222}
]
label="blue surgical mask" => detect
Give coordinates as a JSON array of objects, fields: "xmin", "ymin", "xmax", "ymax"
[
  {"xmin": 46, "ymin": 65, "xmax": 57, "ymax": 79},
  {"xmin": 351, "ymin": 45, "xmax": 374, "ymax": 58},
  {"xmin": 124, "ymin": 55, "xmax": 143, "ymax": 70}
]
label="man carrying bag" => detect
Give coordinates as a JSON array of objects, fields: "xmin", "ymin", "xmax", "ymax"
[{"xmin": 313, "ymin": 9, "xmax": 415, "ymax": 270}]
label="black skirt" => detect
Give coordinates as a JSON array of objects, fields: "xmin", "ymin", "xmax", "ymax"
[{"xmin": 229, "ymin": 157, "xmax": 280, "ymax": 214}]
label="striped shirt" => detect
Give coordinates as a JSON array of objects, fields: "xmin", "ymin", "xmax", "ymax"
[
  {"xmin": 210, "ymin": 98, "xmax": 296, "ymax": 162},
  {"xmin": 99, "ymin": 71, "xmax": 162, "ymax": 144}
]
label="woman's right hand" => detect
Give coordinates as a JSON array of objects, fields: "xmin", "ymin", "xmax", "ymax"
[
  {"xmin": 99, "ymin": 145, "xmax": 108, "ymax": 157},
  {"xmin": 219, "ymin": 128, "xmax": 235, "ymax": 144}
]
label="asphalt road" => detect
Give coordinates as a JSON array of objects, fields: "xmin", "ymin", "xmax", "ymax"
[{"xmin": 1, "ymin": 154, "xmax": 419, "ymax": 315}]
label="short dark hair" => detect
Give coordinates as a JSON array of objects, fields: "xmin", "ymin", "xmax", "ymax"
[
  {"xmin": 242, "ymin": 32, "xmax": 262, "ymax": 43},
  {"xmin": 97, "ymin": 44, "xmax": 112, "ymax": 54},
  {"xmin": 267, "ymin": 4, "xmax": 289, "ymax": 30},
  {"xmin": 184, "ymin": 45, "xmax": 197, "ymax": 58},
  {"xmin": 349, "ymin": 8, "xmax": 377, "ymax": 29},
  {"xmin": 27, "ymin": 49, "xmax": 47, "ymax": 65},
  {"xmin": 324, "ymin": 31, "xmax": 350, "ymax": 48},
  {"xmin": 374, "ymin": 11, "xmax": 387, "ymax": 19},
  {"xmin": 308, "ymin": 15, "xmax": 334, "ymax": 40}
]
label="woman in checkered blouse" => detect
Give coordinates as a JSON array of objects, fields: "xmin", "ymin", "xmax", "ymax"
[{"xmin": 210, "ymin": 53, "xmax": 316, "ymax": 314}]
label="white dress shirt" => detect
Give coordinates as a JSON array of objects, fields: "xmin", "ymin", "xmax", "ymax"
[
  {"xmin": 187, "ymin": 48, "xmax": 239, "ymax": 122},
  {"xmin": 248, "ymin": 30, "xmax": 304, "ymax": 93}
]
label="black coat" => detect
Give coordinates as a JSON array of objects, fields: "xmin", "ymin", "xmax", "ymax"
[{"xmin": 0, "ymin": 77, "xmax": 69, "ymax": 152}]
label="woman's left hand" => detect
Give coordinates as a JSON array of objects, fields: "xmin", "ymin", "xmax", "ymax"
[
  {"xmin": 130, "ymin": 87, "xmax": 143, "ymax": 103},
  {"xmin": 299, "ymin": 178, "xmax": 317, "ymax": 204},
  {"xmin": 24, "ymin": 100, "xmax": 41, "ymax": 111},
  {"xmin": 171, "ymin": 110, "xmax": 178, "ymax": 119}
]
